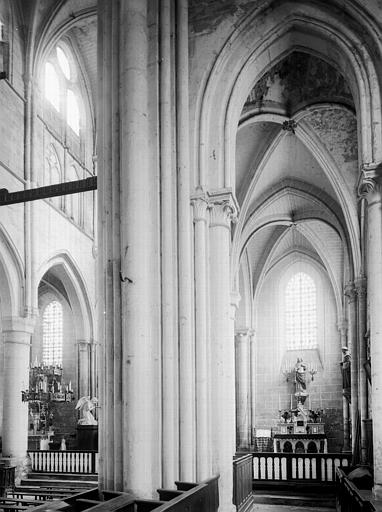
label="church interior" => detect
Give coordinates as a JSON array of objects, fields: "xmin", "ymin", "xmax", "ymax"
[{"xmin": 0, "ymin": 1, "xmax": 382, "ymax": 511}]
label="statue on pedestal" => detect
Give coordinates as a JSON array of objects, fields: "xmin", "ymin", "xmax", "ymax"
[
  {"xmin": 75, "ymin": 396, "xmax": 98, "ymax": 425},
  {"xmin": 294, "ymin": 358, "xmax": 308, "ymax": 405}
]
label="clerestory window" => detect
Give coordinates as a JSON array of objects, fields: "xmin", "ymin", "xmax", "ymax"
[
  {"xmin": 285, "ymin": 272, "xmax": 317, "ymax": 350},
  {"xmin": 42, "ymin": 300, "xmax": 63, "ymax": 366},
  {"xmin": 43, "ymin": 45, "xmax": 81, "ymax": 135}
]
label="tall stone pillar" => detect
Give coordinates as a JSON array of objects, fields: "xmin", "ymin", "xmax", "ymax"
[
  {"xmin": 77, "ymin": 340, "xmax": 90, "ymax": 398},
  {"xmin": 176, "ymin": 0, "xmax": 195, "ymax": 482},
  {"xmin": 98, "ymin": 0, "xmax": 160, "ymax": 497},
  {"xmin": 355, "ymin": 277, "xmax": 368, "ymax": 463},
  {"xmin": 2, "ymin": 317, "xmax": 34, "ymax": 464},
  {"xmin": 344, "ymin": 282, "xmax": 358, "ymax": 453},
  {"xmin": 235, "ymin": 330, "xmax": 251, "ymax": 450},
  {"xmin": 250, "ymin": 330, "xmax": 256, "ymax": 447},
  {"xmin": 209, "ymin": 191, "xmax": 237, "ymax": 512},
  {"xmin": 193, "ymin": 196, "xmax": 210, "ymax": 481},
  {"xmin": 359, "ymin": 165, "xmax": 382, "ymax": 496},
  {"xmin": 338, "ymin": 320, "xmax": 350, "ymax": 451},
  {"xmin": 160, "ymin": 0, "xmax": 179, "ymax": 489}
]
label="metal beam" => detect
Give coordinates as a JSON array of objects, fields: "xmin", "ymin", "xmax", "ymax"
[{"xmin": 0, "ymin": 176, "xmax": 97, "ymax": 206}]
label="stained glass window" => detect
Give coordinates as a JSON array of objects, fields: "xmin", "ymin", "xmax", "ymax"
[
  {"xmin": 286, "ymin": 272, "xmax": 317, "ymax": 349},
  {"xmin": 42, "ymin": 300, "xmax": 63, "ymax": 366}
]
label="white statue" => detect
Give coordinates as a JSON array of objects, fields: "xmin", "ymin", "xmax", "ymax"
[{"xmin": 75, "ymin": 396, "xmax": 98, "ymax": 425}]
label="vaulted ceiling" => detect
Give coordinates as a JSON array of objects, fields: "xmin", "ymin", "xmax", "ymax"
[{"xmin": 235, "ymin": 51, "xmax": 358, "ymax": 322}]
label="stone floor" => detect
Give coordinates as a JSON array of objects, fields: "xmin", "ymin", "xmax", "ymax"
[{"xmin": 251, "ymin": 505, "xmax": 334, "ymax": 512}]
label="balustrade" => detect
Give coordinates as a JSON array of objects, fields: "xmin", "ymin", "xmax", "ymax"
[
  {"xmin": 252, "ymin": 452, "xmax": 351, "ymax": 482},
  {"xmin": 28, "ymin": 450, "xmax": 98, "ymax": 474}
]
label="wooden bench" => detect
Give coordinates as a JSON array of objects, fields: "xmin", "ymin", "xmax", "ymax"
[
  {"xmin": 0, "ymin": 497, "xmax": 41, "ymax": 506},
  {"xmin": 0, "ymin": 505, "xmax": 29, "ymax": 511}
]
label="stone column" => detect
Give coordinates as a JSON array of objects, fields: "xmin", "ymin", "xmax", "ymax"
[
  {"xmin": 250, "ymin": 330, "xmax": 256, "ymax": 447},
  {"xmin": 338, "ymin": 320, "xmax": 350, "ymax": 451},
  {"xmin": 355, "ymin": 277, "xmax": 368, "ymax": 463},
  {"xmin": 235, "ymin": 329, "xmax": 251, "ymax": 450},
  {"xmin": 177, "ymin": 0, "xmax": 195, "ymax": 482},
  {"xmin": 98, "ymin": 0, "xmax": 160, "ymax": 497},
  {"xmin": 2, "ymin": 317, "xmax": 34, "ymax": 466},
  {"xmin": 359, "ymin": 165, "xmax": 382, "ymax": 496},
  {"xmin": 209, "ymin": 191, "xmax": 237, "ymax": 512},
  {"xmin": 160, "ymin": 0, "xmax": 179, "ymax": 489},
  {"xmin": 344, "ymin": 282, "xmax": 358, "ymax": 453},
  {"xmin": 77, "ymin": 340, "xmax": 90, "ymax": 398},
  {"xmin": 192, "ymin": 196, "xmax": 210, "ymax": 481}
]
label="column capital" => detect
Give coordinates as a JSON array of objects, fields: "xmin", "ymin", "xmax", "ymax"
[
  {"xmin": 77, "ymin": 339, "xmax": 91, "ymax": 348},
  {"xmin": 354, "ymin": 276, "xmax": 367, "ymax": 298},
  {"xmin": 337, "ymin": 319, "xmax": 348, "ymax": 335},
  {"xmin": 344, "ymin": 282, "xmax": 357, "ymax": 304},
  {"xmin": 2, "ymin": 316, "xmax": 36, "ymax": 334},
  {"xmin": 207, "ymin": 188, "xmax": 239, "ymax": 229},
  {"xmin": 191, "ymin": 194, "xmax": 208, "ymax": 223},
  {"xmin": 230, "ymin": 290, "xmax": 241, "ymax": 309},
  {"xmin": 357, "ymin": 162, "xmax": 382, "ymax": 201}
]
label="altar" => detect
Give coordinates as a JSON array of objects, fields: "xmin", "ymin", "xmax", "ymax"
[
  {"xmin": 273, "ymin": 417, "xmax": 327, "ymax": 453},
  {"xmin": 274, "ymin": 356, "xmax": 327, "ymax": 454}
]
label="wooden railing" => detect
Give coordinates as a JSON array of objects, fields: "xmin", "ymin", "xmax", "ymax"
[
  {"xmin": 28, "ymin": 450, "xmax": 99, "ymax": 474},
  {"xmin": 336, "ymin": 468, "xmax": 375, "ymax": 511},
  {"xmin": 0, "ymin": 465, "xmax": 15, "ymax": 497},
  {"xmin": 233, "ymin": 454, "xmax": 253, "ymax": 511},
  {"xmin": 252, "ymin": 452, "xmax": 352, "ymax": 482}
]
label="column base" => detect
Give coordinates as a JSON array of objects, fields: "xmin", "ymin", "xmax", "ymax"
[{"xmin": 0, "ymin": 455, "xmax": 32, "ymax": 485}]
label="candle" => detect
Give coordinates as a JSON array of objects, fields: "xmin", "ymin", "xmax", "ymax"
[
  {"xmin": 290, "ymin": 394, "xmax": 292, "ymax": 409},
  {"xmin": 69, "ymin": 381, "xmax": 72, "ymax": 392},
  {"xmin": 278, "ymin": 393, "xmax": 281, "ymax": 410},
  {"xmin": 320, "ymin": 387, "xmax": 322, "ymax": 409},
  {"xmin": 309, "ymin": 395, "xmax": 311, "ymax": 410}
]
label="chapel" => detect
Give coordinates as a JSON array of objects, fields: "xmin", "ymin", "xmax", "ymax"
[{"xmin": 0, "ymin": 1, "xmax": 381, "ymax": 511}]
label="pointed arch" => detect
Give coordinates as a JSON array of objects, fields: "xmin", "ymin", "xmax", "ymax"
[
  {"xmin": 195, "ymin": 1, "xmax": 381, "ymax": 287},
  {"xmin": 36, "ymin": 251, "xmax": 94, "ymax": 341},
  {"xmin": 0, "ymin": 223, "xmax": 25, "ymax": 317}
]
